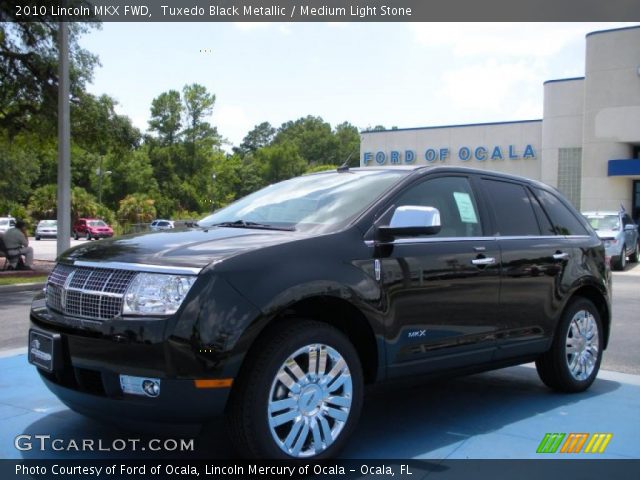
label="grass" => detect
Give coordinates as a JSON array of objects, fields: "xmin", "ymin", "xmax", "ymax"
[{"xmin": 0, "ymin": 275, "xmax": 48, "ymax": 286}]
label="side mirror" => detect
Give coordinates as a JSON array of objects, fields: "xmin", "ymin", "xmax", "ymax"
[{"xmin": 377, "ymin": 206, "xmax": 441, "ymax": 241}]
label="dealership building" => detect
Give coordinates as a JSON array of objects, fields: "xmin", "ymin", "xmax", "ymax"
[{"xmin": 360, "ymin": 25, "xmax": 640, "ymax": 221}]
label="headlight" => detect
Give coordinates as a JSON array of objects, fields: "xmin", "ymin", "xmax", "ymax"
[{"xmin": 123, "ymin": 273, "xmax": 197, "ymax": 315}]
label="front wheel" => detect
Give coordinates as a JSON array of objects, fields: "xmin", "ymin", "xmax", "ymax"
[
  {"xmin": 225, "ymin": 319, "xmax": 363, "ymax": 459},
  {"xmin": 73, "ymin": 231, "xmax": 79, "ymax": 240},
  {"xmin": 536, "ymin": 298, "xmax": 603, "ymax": 393},
  {"xmin": 629, "ymin": 241, "xmax": 639, "ymax": 263},
  {"xmin": 613, "ymin": 245, "xmax": 626, "ymax": 270}
]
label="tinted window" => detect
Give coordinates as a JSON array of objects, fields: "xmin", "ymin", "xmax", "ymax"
[
  {"xmin": 394, "ymin": 176, "xmax": 482, "ymax": 237},
  {"xmin": 535, "ymin": 188, "xmax": 590, "ymax": 236},
  {"xmin": 482, "ymin": 179, "xmax": 540, "ymax": 236}
]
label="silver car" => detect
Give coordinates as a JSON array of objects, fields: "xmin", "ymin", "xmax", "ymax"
[
  {"xmin": 35, "ymin": 219, "xmax": 58, "ymax": 240},
  {"xmin": 149, "ymin": 219, "xmax": 175, "ymax": 231},
  {"xmin": 583, "ymin": 210, "xmax": 639, "ymax": 270}
]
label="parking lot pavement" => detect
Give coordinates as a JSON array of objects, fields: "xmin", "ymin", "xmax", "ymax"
[
  {"xmin": 29, "ymin": 238, "xmax": 85, "ymax": 262},
  {"xmin": 0, "ymin": 351, "xmax": 638, "ymax": 460}
]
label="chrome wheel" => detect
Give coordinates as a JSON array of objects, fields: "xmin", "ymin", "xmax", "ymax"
[
  {"xmin": 565, "ymin": 309, "xmax": 599, "ymax": 381},
  {"xmin": 267, "ymin": 343, "xmax": 352, "ymax": 458}
]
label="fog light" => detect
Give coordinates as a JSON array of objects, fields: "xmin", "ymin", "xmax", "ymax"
[{"xmin": 120, "ymin": 375, "xmax": 161, "ymax": 397}]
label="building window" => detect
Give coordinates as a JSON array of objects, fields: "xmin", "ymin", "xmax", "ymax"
[{"xmin": 557, "ymin": 148, "xmax": 582, "ymax": 209}]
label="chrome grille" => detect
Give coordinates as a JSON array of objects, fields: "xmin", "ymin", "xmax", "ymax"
[{"xmin": 45, "ymin": 264, "xmax": 137, "ymax": 321}]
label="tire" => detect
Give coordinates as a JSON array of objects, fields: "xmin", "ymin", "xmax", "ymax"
[
  {"xmin": 35, "ymin": 236, "xmax": 40, "ymax": 241},
  {"xmin": 73, "ymin": 231, "xmax": 79, "ymax": 240},
  {"xmin": 536, "ymin": 297, "xmax": 603, "ymax": 393},
  {"xmin": 86, "ymin": 231, "xmax": 91, "ymax": 241},
  {"xmin": 225, "ymin": 319, "xmax": 363, "ymax": 459},
  {"xmin": 629, "ymin": 241, "xmax": 639, "ymax": 263},
  {"xmin": 613, "ymin": 245, "xmax": 626, "ymax": 270}
]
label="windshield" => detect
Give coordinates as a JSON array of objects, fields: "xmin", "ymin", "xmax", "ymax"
[
  {"xmin": 39, "ymin": 220, "xmax": 57, "ymax": 227},
  {"xmin": 88, "ymin": 220, "xmax": 107, "ymax": 227},
  {"xmin": 0, "ymin": 219, "xmax": 7, "ymax": 226},
  {"xmin": 586, "ymin": 214, "xmax": 620, "ymax": 231},
  {"xmin": 198, "ymin": 170, "xmax": 406, "ymax": 234}
]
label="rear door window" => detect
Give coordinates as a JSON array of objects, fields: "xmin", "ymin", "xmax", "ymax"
[{"xmin": 481, "ymin": 179, "xmax": 541, "ymax": 236}]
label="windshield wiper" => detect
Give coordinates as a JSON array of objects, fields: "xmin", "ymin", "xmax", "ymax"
[{"xmin": 209, "ymin": 220, "xmax": 295, "ymax": 231}]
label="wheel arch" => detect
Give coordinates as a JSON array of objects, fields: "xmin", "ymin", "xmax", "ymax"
[{"xmin": 237, "ymin": 295, "xmax": 381, "ymax": 386}]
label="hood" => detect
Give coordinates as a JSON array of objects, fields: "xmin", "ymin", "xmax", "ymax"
[
  {"xmin": 59, "ymin": 227, "xmax": 304, "ymax": 269},
  {"xmin": 594, "ymin": 229, "xmax": 619, "ymax": 240}
]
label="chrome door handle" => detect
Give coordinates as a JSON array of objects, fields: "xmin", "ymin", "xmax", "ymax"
[
  {"xmin": 471, "ymin": 257, "xmax": 496, "ymax": 266},
  {"xmin": 553, "ymin": 252, "xmax": 570, "ymax": 260}
]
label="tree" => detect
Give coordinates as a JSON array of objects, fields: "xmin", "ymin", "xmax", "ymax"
[
  {"xmin": 254, "ymin": 143, "xmax": 307, "ymax": 184},
  {"xmin": 28, "ymin": 184, "xmax": 58, "ymax": 220},
  {"xmin": 0, "ymin": 20, "xmax": 99, "ymax": 136},
  {"xmin": 234, "ymin": 121, "xmax": 275, "ymax": 157},
  {"xmin": 117, "ymin": 194, "xmax": 157, "ymax": 224},
  {"xmin": 148, "ymin": 90, "xmax": 182, "ymax": 145},
  {"xmin": 182, "ymin": 83, "xmax": 218, "ymax": 147},
  {"xmin": 334, "ymin": 122, "xmax": 360, "ymax": 166},
  {"xmin": 274, "ymin": 116, "xmax": 339, "ymax": 165}
]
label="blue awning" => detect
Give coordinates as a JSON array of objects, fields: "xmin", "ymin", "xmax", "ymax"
[{"xmin": 608, "ymin": 159, "xmax": 640, "ymax": 176}]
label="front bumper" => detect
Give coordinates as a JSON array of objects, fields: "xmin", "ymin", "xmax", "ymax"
[{"xmin": 28, "ymin": 319, "xmax": 231, "ymax": 424}]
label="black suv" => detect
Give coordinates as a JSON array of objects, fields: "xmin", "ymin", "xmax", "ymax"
[{"xmin": 29, "ymin": 166, "xmax": 611, "ymax": 459}]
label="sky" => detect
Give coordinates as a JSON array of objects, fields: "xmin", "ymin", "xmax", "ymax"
[{"xmin": 80, "ymin": 22, "xmax": 637, "ymax": 151}]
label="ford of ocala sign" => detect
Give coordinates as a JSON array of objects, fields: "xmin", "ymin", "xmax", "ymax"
[{"xmin": 362, "ymin": 144, "xmax": 537, "ymax": 165}]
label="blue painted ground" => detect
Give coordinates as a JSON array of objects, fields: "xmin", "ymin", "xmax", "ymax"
[{"xmin": 1, "ymin": 352, "xmax": 638, "ymax": 460}]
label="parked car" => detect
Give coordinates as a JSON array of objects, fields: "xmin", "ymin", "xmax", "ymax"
[
  {"xmin": 72, "ymin": 218, "xmax": 113, "ymax": 240},
  {"xmin": 35, "ymin": 220, "xmax": 58, "ymax": 240},
  {"xmin": 0, "ymin": 216, "xmax": 16, "ymax": 234},
  {"xmin": 583, "ymin": 210, "xmax": 639, "ymax": 270},
  {"xmin": 150, "ymin": 219, "xmax": 175, "ymax": 231},
  {"xmin": 29, "ymin": 167, "xmax": 611, "ymax": 459}
]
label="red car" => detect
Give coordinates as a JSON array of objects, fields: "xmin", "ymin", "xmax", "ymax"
[{"xmin": 73, "ymin": 218, "xmax": 113, "ymax": 240}]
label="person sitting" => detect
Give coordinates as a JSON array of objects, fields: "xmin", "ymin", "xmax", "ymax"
[{"xmin": 3, "ymin": 219, "xmax": 34, "ymax": 270}]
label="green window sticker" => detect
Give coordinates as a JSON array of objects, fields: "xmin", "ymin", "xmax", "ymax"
[{"xmin": 453, "ymin": 192, "xmax": 478, "ymax": 223}]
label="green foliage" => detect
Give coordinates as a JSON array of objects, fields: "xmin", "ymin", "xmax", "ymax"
[
  {"xmin": 305, "ymin": 164, "xmax": 338, "ymax": 174},
  {"xmin": 253, "ymin": 142, "xmax": 307, "ymax": 184},
  {"xmin": 28, "ymin": 184, "xmax": 58, "ymax": 220},
  {"xmin": 0, "ymin": 18, "xmax": 365, "ymax": 228},
  {"xmin": 0, "ymin": 21, "xmax": 100, "ymax": 137},
  {"xmin": 117, "ymin": 193, "xmax": 157, "ymax": 224}
]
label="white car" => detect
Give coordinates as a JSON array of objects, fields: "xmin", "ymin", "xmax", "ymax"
[
  {"xmin": 35, "ymin": 219, "xmax": 58, "ymax": 240},
  {"xmin": 149, "ymin": 219, "xmax": 175, "ymax": 231},
  {"xmin": 0, "ymin": 216, "xmax": 16, "ymax": 234}
]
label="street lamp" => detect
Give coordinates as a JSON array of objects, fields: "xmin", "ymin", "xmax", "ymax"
[{"xmin": 96, "ymin": 167, "xmax": 112, "ymax": 205}]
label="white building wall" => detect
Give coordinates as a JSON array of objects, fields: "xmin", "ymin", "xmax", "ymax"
[
  {"xmin": 541, "ymin": 78, "xmax": 584, "ymax": 188},
  {"xmin": 581, "ymin": 27, "xmax": 640, "ymax": 212}
]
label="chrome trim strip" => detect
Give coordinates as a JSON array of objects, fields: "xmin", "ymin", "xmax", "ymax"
[
  {"xmin": 364, "ymin": 234, "xmax": 585, "ymax": 247},
  {"xmin": 64, "ymin": 287, "xmax": 124, "ymax": 298},
  {"xmin": 71, "ymin": 260, "xmax": 201, "ymax": 275}
]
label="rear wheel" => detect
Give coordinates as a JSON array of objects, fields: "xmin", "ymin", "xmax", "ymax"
[
  {"xmin": 225, "ymin": 319, "xmax": 363, "ymax": 459},
  {"xmin": 35, "ymin": 236, "xmax": 40, "ymax": 241},
  {"xmin": 85, "ymin": 231, "xmax": 91, "ymax": 241},
  {"xmin": 73, "ymin": 231, "xmax": 79, "ymax": 240},
  {"xmin": 536, "ymin": 298, "xmax": 603, "ymax": 393}
]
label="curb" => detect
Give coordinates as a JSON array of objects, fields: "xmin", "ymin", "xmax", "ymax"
[{"xmin": 0, "ymin": 282, "xmax": 45, "ymax": 293}]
